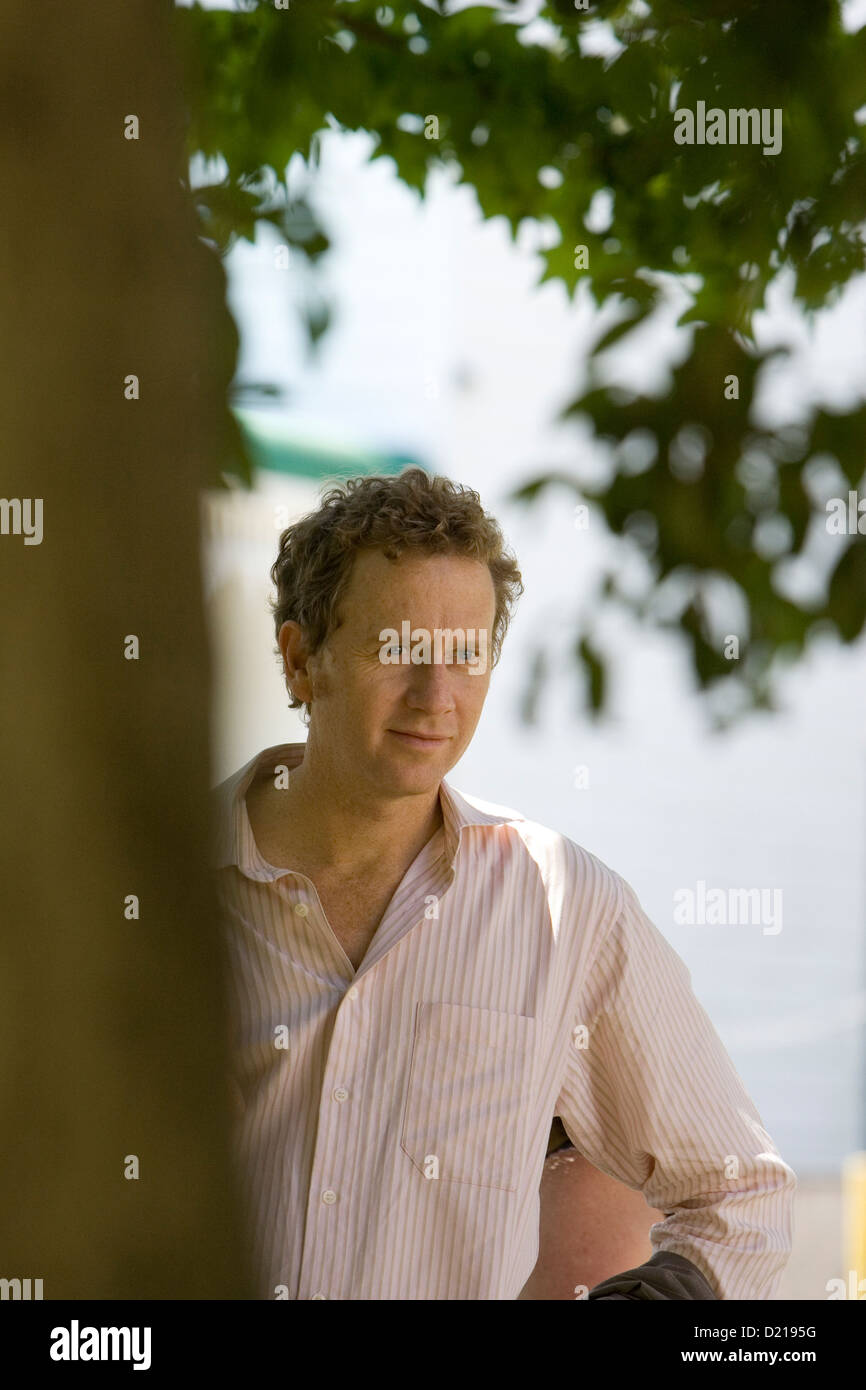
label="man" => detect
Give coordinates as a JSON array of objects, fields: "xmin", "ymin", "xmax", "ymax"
[{"xmin": 213, "ymin": 467, "xmax": 795, "ymax": 1300}]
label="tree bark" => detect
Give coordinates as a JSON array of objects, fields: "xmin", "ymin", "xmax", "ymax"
[{"xmin": 0, "ymin": 1, "xmax": 251, "ymax": 1297}]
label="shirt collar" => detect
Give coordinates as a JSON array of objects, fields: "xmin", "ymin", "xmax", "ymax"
[{"xmin": 211, "ymin": 741, "xmax": 524, "ymax": 879}]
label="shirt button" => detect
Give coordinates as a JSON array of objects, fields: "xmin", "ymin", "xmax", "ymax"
[
  {"xmin": 346, "ymin": 986, "xmax": 358, "ymax": 1000},
  {"xmin": 310, "ymin": 1293, "xmax": 326, "ymax": 1300},
  {"xmin": 333, "ymin": 1087, "xmax": 348, "ymax": 1103},
  {"xmin": 322, "ymin": 1189, "xmax": 337, "ymax": 1205},
  {"xmin": 293, "ymin": 902, "xmax": 309, "ymax": 918}
]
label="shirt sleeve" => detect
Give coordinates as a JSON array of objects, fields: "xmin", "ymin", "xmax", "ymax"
[{"xmin": 555, "ymin": 878, "xmax": 797, "ymax": 1300}]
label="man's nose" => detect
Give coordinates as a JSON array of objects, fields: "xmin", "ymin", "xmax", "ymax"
[{"xmin": 405, "ymin": 656, "xmax": 456, "ymax": 710}]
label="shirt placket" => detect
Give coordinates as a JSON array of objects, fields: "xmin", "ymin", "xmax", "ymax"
[
  {"xmin": 295, "ymin": 856, "xmax": 457, "ymax": 1300},
  {"xmin": 296, "ymin": 974, "xmax": 365, "ymax": 1301}
]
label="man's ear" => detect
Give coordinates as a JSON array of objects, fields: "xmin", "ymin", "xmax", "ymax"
[{"xmin": 278, "ymin": 620, "xmax": 314, "ymax": 705}]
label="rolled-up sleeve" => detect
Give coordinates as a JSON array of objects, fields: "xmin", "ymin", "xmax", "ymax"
[{"xmin": 555, "ymin": 880, "xmax": 797, "ymax": 1300}]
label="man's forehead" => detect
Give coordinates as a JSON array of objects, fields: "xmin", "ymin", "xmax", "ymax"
[
  {"xmin": 360, "ymin": 615, "xmax": 492, "ymax": 639},
  {"xmin": 345, "ymin": 554, "xmax": 495, "ymax": 618},
  {"xmin": 350, "ymin": 548, "xmax": 492, "ymax": 583}
]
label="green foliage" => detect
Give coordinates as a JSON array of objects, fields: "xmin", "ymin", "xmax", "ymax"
[{"xmin": 174, "ymin": 0, "xmax": 866, "ymax": 723}]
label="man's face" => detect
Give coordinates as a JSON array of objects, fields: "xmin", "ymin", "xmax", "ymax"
[{"xmin": 284, "ymin": 549, "xmax": 497, "ymax": 797}]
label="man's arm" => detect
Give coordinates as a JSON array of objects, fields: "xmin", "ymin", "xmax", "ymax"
[
  {"xmin": 556, "ymin": 880, "xmax": 797, "ymax": 1300},
  {"xmin": 519, "ymin": 1143, "xmax": 668, "ymax": 1299}
]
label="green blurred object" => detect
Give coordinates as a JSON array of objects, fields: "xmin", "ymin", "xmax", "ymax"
[{"xmin": 231, "ymin": 406, "xmax": 423, "ymax": 481}]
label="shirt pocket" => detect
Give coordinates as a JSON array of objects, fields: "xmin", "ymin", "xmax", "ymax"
[{"xmin": 400, "ymin": 1001, "xmax": 537, "ymax": 1192}]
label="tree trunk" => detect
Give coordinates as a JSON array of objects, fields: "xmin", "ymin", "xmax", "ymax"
[{"xmin": 0, "ymin": 1, "xmax": 252, "ymax": 1298}]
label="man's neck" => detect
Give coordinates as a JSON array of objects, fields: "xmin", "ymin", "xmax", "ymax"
[{"xmin": 248, "ymin": 742, "xmax": 444, "ymax": 881}]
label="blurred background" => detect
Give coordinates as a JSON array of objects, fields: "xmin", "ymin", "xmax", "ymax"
[
  {"xmin": 189, "ymin": 0, "xmax": 866, "ymax": 1299},
  {"xmin": 8, "ymin": 0, "xmax": 858, "ymax": 1300}
]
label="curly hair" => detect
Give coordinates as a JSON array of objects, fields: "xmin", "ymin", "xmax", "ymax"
[{"xmin": 269, "ymin": 466, "xmax": 524, "ymax": 722}]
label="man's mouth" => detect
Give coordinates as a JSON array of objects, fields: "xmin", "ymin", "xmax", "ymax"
[{"xmin": 388, "ymin": 730, "xmax": 450, "ymax": 747}]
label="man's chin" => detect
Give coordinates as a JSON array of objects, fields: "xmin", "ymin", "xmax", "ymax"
[{"xmin": 374, "ymin": 741, "xmax": 452, "ymax": 788}]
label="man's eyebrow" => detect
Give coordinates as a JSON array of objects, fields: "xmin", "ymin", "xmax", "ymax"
[
  {"xmin": 362, "ymin": 627, "xmax": 402, "ymax": 646},
  {"xmin": 365, "ymin": 624, "xmax": 489, "ymax": 633}
]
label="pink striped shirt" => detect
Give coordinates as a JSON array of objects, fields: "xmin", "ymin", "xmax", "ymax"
[{"xmin": 213, "ymin": 741, "xmax": 796, "ymax": 1300}]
